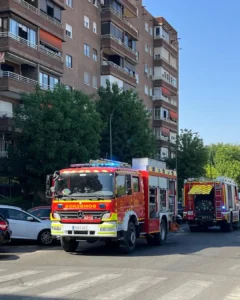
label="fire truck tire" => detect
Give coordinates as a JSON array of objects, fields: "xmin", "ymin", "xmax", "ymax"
[
  {"xmin": 60, "ymin": 237, "xmax": 79, "ymax": 252},
  {"xmin": 120, "ymin": 222, "xmax": 136, "ymax": 254},
  {"xmin": 189, "ymin": 225, "xmax": 200, "ymax": 232},
  {"xmin": 146, "ymin": 218, "xmax": 167, "ymax": 246}
]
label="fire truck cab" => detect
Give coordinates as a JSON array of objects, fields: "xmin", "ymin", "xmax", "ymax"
[
  {"xmin": 183, "ymin": 176, "xmax": 240, "ymax": 232},
  {"xmin": 47, "ymin": 158, "xmax": 177, "ymax": 254}
]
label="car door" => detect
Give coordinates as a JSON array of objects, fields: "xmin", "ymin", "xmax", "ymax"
[{"xmin": 6, "ymin": 209, "xmax": 37, "ymax": 239}]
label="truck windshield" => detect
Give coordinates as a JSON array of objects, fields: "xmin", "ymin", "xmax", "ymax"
[{"xmin": 55, "ymin": 172, "xmax": 114, "ymax": 199}]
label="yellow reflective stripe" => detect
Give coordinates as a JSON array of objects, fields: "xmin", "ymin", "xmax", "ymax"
[{"xmin": 188, "ymin": 184, "xmax": 213, "ymax": 195}]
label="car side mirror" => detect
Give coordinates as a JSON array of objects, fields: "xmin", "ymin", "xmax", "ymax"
[{"xmin": 27, "ymin": 216, "xmax": 34, "ymax": 221}]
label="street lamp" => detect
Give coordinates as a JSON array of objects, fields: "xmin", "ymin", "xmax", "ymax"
[{"xmin": 109, "ymin": 103, "xmax": 122, "ymax": 160}]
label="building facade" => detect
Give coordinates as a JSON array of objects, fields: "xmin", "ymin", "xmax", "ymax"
[{"xmin": 0, "ymin": 0, "xmax": 179, "ymax": 162}]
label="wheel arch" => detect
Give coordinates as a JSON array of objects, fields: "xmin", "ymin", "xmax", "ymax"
[{"xmin": 122, "ymin": 211, "xmax": 139, "ymax": 232}]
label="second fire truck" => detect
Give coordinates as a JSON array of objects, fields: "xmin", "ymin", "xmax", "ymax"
[
  {"xmin": 46, "ymin": 158, "xmax": 178, "ymax": 254},
  {"xmin": 183, "ymin": 176, "xmax": 240, "ymax": 232}
]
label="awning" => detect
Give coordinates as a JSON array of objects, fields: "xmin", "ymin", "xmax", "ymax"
[
  {"xmin": 188, "ymin": 184, "xmax": 214, "ymax": 195},
  {"xmin": 40, "ymin": 29, "xmax": 62, "ymax": 50},
  {"xmin": 161, "ymin": 127, "xmax": 170, "ymax": 137},
  {"xmin": 162, "ymin": 87, "xmax": 171, "ymax": 96},
  {"xmin": 170, "ymin": 111, "xmax": 178, "ymax": 121}
]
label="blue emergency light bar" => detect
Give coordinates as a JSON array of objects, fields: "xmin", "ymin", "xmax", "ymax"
[{"xmin": 70, "ymin": 159, "xmax": 131, "ymax": 169}]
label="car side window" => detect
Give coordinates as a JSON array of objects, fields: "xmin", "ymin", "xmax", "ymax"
[
  {"xmin": 0, "ymin": 208, "xmax": 9, "ymax": 219},
  {"xmin": 8, "ymin": 209, "xmax": 30, "ymax": 221},
  {"xmin": 42, "ymin": 209, "xmax": 51, "ymax": 218}
]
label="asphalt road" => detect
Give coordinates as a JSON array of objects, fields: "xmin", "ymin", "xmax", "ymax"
[{"xmin": 1, "ymin": 225, "xmax": 240, "ymax": 299}]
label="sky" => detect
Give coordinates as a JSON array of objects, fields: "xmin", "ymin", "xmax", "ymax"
[{"xmin": 143, "ymin": 0, "xmax": 240, "ymax": 145}]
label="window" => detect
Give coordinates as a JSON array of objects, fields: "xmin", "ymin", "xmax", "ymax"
[
  {"xmin": 93, "ymin": 21, "xmax": 97, "ymax": 33},
  {"xmin": 145, "ymin": 22, "xmax": 148, "ymax": 32},
  {"xmin": 145, "ymin": 43, "xmax": 149, "ymax": 52},
  {"xmin": 84, "ymin": 44, "xmax": 90, "ymax": 56},
  {"xmin": 149, "ymin": 88, "xmax": 152, "ymax": 97},
  {"xmin": 149, "ymin": 67, "xmax": 153, "ymax": 76},
  {"xmin": 161, "ymin": 147, "xmax": 169, "ymax": 159},
  {"xmin": 65, "ymin": 54, "xmax": 72, "ymax": 68},
  {"xmin": 154, "ymin": 107, "xmax": 161, "ymax": 120},
  {"xmin": 154, "ymin": 127, "xmax": 161, "ymax": 139},
  {"xmin": 92, "ymin": 48, "xmax": 98, "ymax": 61},
  {"xmin": 144, "ymin": 85, "xmax": 148, "ymax": 95},
  {"xmin": 66, "ymin": 0, "xmax": 72, "ymax": 7},
  {"xmin": 144, "ymin": 64, "xmax": 148, "ymax": 74},
  {"xmin": 133, "ymin": 177, "xmax": 140, "ymax": 192},
  {"xmin": 149, "ymin": 47, "xmax": 152, "ymax": 56},
  {"xmin": 84, "ymin": 72, "xmax": 90, "ymax": 85},
  {"xmin": 170, "ymin": 75, "xmax": 177, "ymax": 87},
  {"xmin": 0, "ymin": 18, "xmax": 8, "ymax": 32},
  {"xmin": 116, "ymin": 174, "xmax": 131, "ymax": 197},
  {"xmin": 170, "ymin": 55, "xmax": 177, "ymax": 69},
  {"xmin": 93, "ymin": 0, "xmax": 98, "ymax": 6},
  {"xmin": 40, "ymin": 0, "xmax": 61, "ymax": 22},
  {"xmin": 150, "ymin": 27, "xmax": 153, "ymax": 35},
  {"xmin": 66, "ymin": 24, "xmax": 72, "ymax": 38},
  {"xmin": 84, "ymin": 16, "xmax": 90, "ymax": 29},
  {"xmin": 39, "ymin": 72, "xmax": 59, "ymax": 90},
  {"xmin": 161, "ymin": 108, "xmax": 169, "ymax": 119},
  {"xmin": 136, "ymin": 51, "xmax": 139, "ymax": 61},
  {"xmin": 135, "ymin": 73, "xmax": 139, "ymax": 84},
  {"xmin": 92, "ymin": 76, "xmax": 97, "ymax": 88},
  {"xmin": 8, "ymin": 209, "xmax": 32, "ymax": 221},
  {"xmin": 9, "ymin": 19, "xmax": 36, "ymax": 47},
  {"xmin": 65, "ymin": 85, "xmax": 72, "ymax": 91}
]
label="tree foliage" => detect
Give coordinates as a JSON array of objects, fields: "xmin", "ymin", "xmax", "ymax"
[
  {"xmin": 9, "ymin": 85, "xmax": 102, "ymax": 197},
  {"xmin": 95, "ymin": 81, "xmax": 156, "ymax": 163},
  {"xmin": 205, "ymin": 143, "xmax": 240, "ymax": 186},
  {"xmin": 166, "ymin": 129, "xmax": 209, "ymax": 199}
]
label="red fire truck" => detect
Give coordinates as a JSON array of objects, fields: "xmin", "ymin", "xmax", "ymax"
[
  {"xmin": 183, "ymin": 177, "xmax": 240, "ymax": 232},
  {"xmin": 46, "ymin": 158, "xmax": 177, "ymax": 254}
]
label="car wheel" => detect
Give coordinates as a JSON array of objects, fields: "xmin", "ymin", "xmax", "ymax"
[{"xmin": 38, "ymin": 229, "xmax": 53, "ymax": 245}]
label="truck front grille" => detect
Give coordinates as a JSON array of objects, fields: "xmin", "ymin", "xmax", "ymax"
[{"xmin": 56, "ymin": 210, "xmax": 109, "ymax": 220}]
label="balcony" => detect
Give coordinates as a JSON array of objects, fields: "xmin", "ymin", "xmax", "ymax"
[
  {"xmin": 0, "ymin": 32, "xmax": 64, "ymax": 74},
  {"xmin": 153, "ymin": 78, "xmax": 178, "ymax": 94},
  {"xmin": 154, "ymin": 56, "xmax": 178, "ymax": 74},
  {"xmin": 101, "ymin": 35, "xmax": 137, "ymax": 63},
  {"xmin": 0, "ymin": 71, "xmax": 37, "ymax": 99},
  {"xmin": 153, "ymin": 118, "xmax": 178, "ymax": 131},
  {"xmin": 0, "ymin": 0, "xmax": 64, "ymax": 39},
  {"xmin": 119, "ymin": 0, "xmax": 138, "ymax": 18},
  {"xmin": 101, "ymin": 6, "xmax": 138, "ymax": 40},
  {"xmin": 101, "ymin": 61, "xmax": 137, "ymax": 87},
  {"xmin": 154, "ymin": 38, "xmax": 178, "ymax": 56}
]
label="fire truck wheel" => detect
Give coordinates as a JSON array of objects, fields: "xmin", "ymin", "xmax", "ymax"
[
  {"xmin": 146, "ymin": 219, "xmax": 167, "ymax": 246},
  {"xmin": 60, "ymin": 237, "xmax": 79, "ymax": 252},
  {"xmin": 120, "ymin": 222, "xmax": 136, "ymax": 254}
]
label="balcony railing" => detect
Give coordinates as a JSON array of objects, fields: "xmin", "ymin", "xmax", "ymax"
[
  {"xmin": 0, "ymin": 71, "xmax": 38, "ymax": 86},
  {"xmin": 0, "ymin": 151, "xmax": 8, "ymax": 158},
  {"xmin": 153, "ymin": 95, "xmax": 177, "ymax": 106},
  {"xmin": 0, "ymin": 32, "xmax": 63, "ymax": 61},
  {"xmin": 153, "ymin": 74, "xmax": 177, "ymax": 88},
  {"xmin": 101, "ymin": 34, "xmax": 137, "ymax": 55},
  {"xmin": 154, "ymin": 35, "xmax": 178, "ymax": 51},
  {"xmin": 102, "ymin": 61, "xmax": 135, "ymax": 79},
  {"xmin": 154, "ymin": 116, "xmax": 177, "ymax": 125},
  {"xmin": 102, "ymin": 6, "xmax": 138, "ymax": 34},
  {"xmin": 13, "ymin": 0, "xmax": 63, "ymax": 28},
  {"xmin": 0, "ymin": 111, "xmax": 13, "ymax": 118}
]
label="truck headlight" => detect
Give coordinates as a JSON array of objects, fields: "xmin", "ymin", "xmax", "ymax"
[
  {"xmin": 53, "ymin": 212, "xmax": 60, "ymax": 219},
  {"xmin": 102, "ymin": 213, "xmax": 111, "ymax": 220}
]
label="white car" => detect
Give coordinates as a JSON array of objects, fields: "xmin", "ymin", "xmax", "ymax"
[{"xmin": 0, "ymin": 205, "xmax": 53, "ymax": 245}]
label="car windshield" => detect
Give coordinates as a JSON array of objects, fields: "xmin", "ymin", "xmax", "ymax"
[{"xmin": 55, "ymin": 172, "xmax": 114, "ymax": 199}]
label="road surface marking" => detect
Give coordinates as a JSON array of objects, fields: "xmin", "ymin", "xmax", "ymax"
[
  {"xmin": 0, "ymin": 271, "xmax": 82, "ymax": 295},
  {"xmin": 37, "ymin": 274, "xmax": 122, "ymax": 298},
  {"xmin": 229, "ymin": 265, "xmax": 240, "ymax": 271},
  {"xmin": 157, "ymin": 280, "xmax": 212, "ymax": 300},
  {"xmin": 224, "ymin": 285, "xmax": 240, "ymax": 300},
  {"xmin": 93, "ymin": 276, "xmax": 166, "ymax": 300},
  {"xmin": 0, "ymin": 270, "xmax": 42, "ymax": 283}
]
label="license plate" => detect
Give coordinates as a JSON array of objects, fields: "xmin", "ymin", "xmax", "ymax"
[
  {"xmin": 84, "ymin": 215, "xmax": 93, "ymax": 220},
  {"xmin": 73, "ymin": 225, "xmax": 88, "ymax": 231}
]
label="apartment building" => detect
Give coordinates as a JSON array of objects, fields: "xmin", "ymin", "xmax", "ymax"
[{"xmin": 0, "ymin": 0, "xmax": 179, "ymax": 162}]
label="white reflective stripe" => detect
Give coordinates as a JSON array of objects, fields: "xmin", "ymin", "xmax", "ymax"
[
  {"xmin": 0, "ymin": 272, "xmax": 81, "ymax": 295},
  {"xmin": 0, "ymin": 270, "xmax": 42, "ymax": 283},
  {"xmin": 93, "ymin": 276, "xmax": 166, "ymax": 300},
  {"xmin": 38, "ymin": 274, "xmax": 122, "ymax": 298},
  {"xmin": 157, "ymin": 280, "xmax": 212, "ymax": 300},
  {"xmin": 224, "ymin": 285, "xmax": 240, "ymax": 300}
]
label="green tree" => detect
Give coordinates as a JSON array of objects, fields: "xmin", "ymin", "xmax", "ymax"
[
  {"xmin": 205, "ymin": 143, "xmax": 240, "ymax": 186},
  {"xmin": 166, "ymin": 129, "xmax": 208, "ymax": 199},
  {"xmin": 9, "ymin": 84, "xmax": 102, "ymax": 199},
  {"xmin": 96, "ymin": 81, "xmax": 156, "ymax": 163}
]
